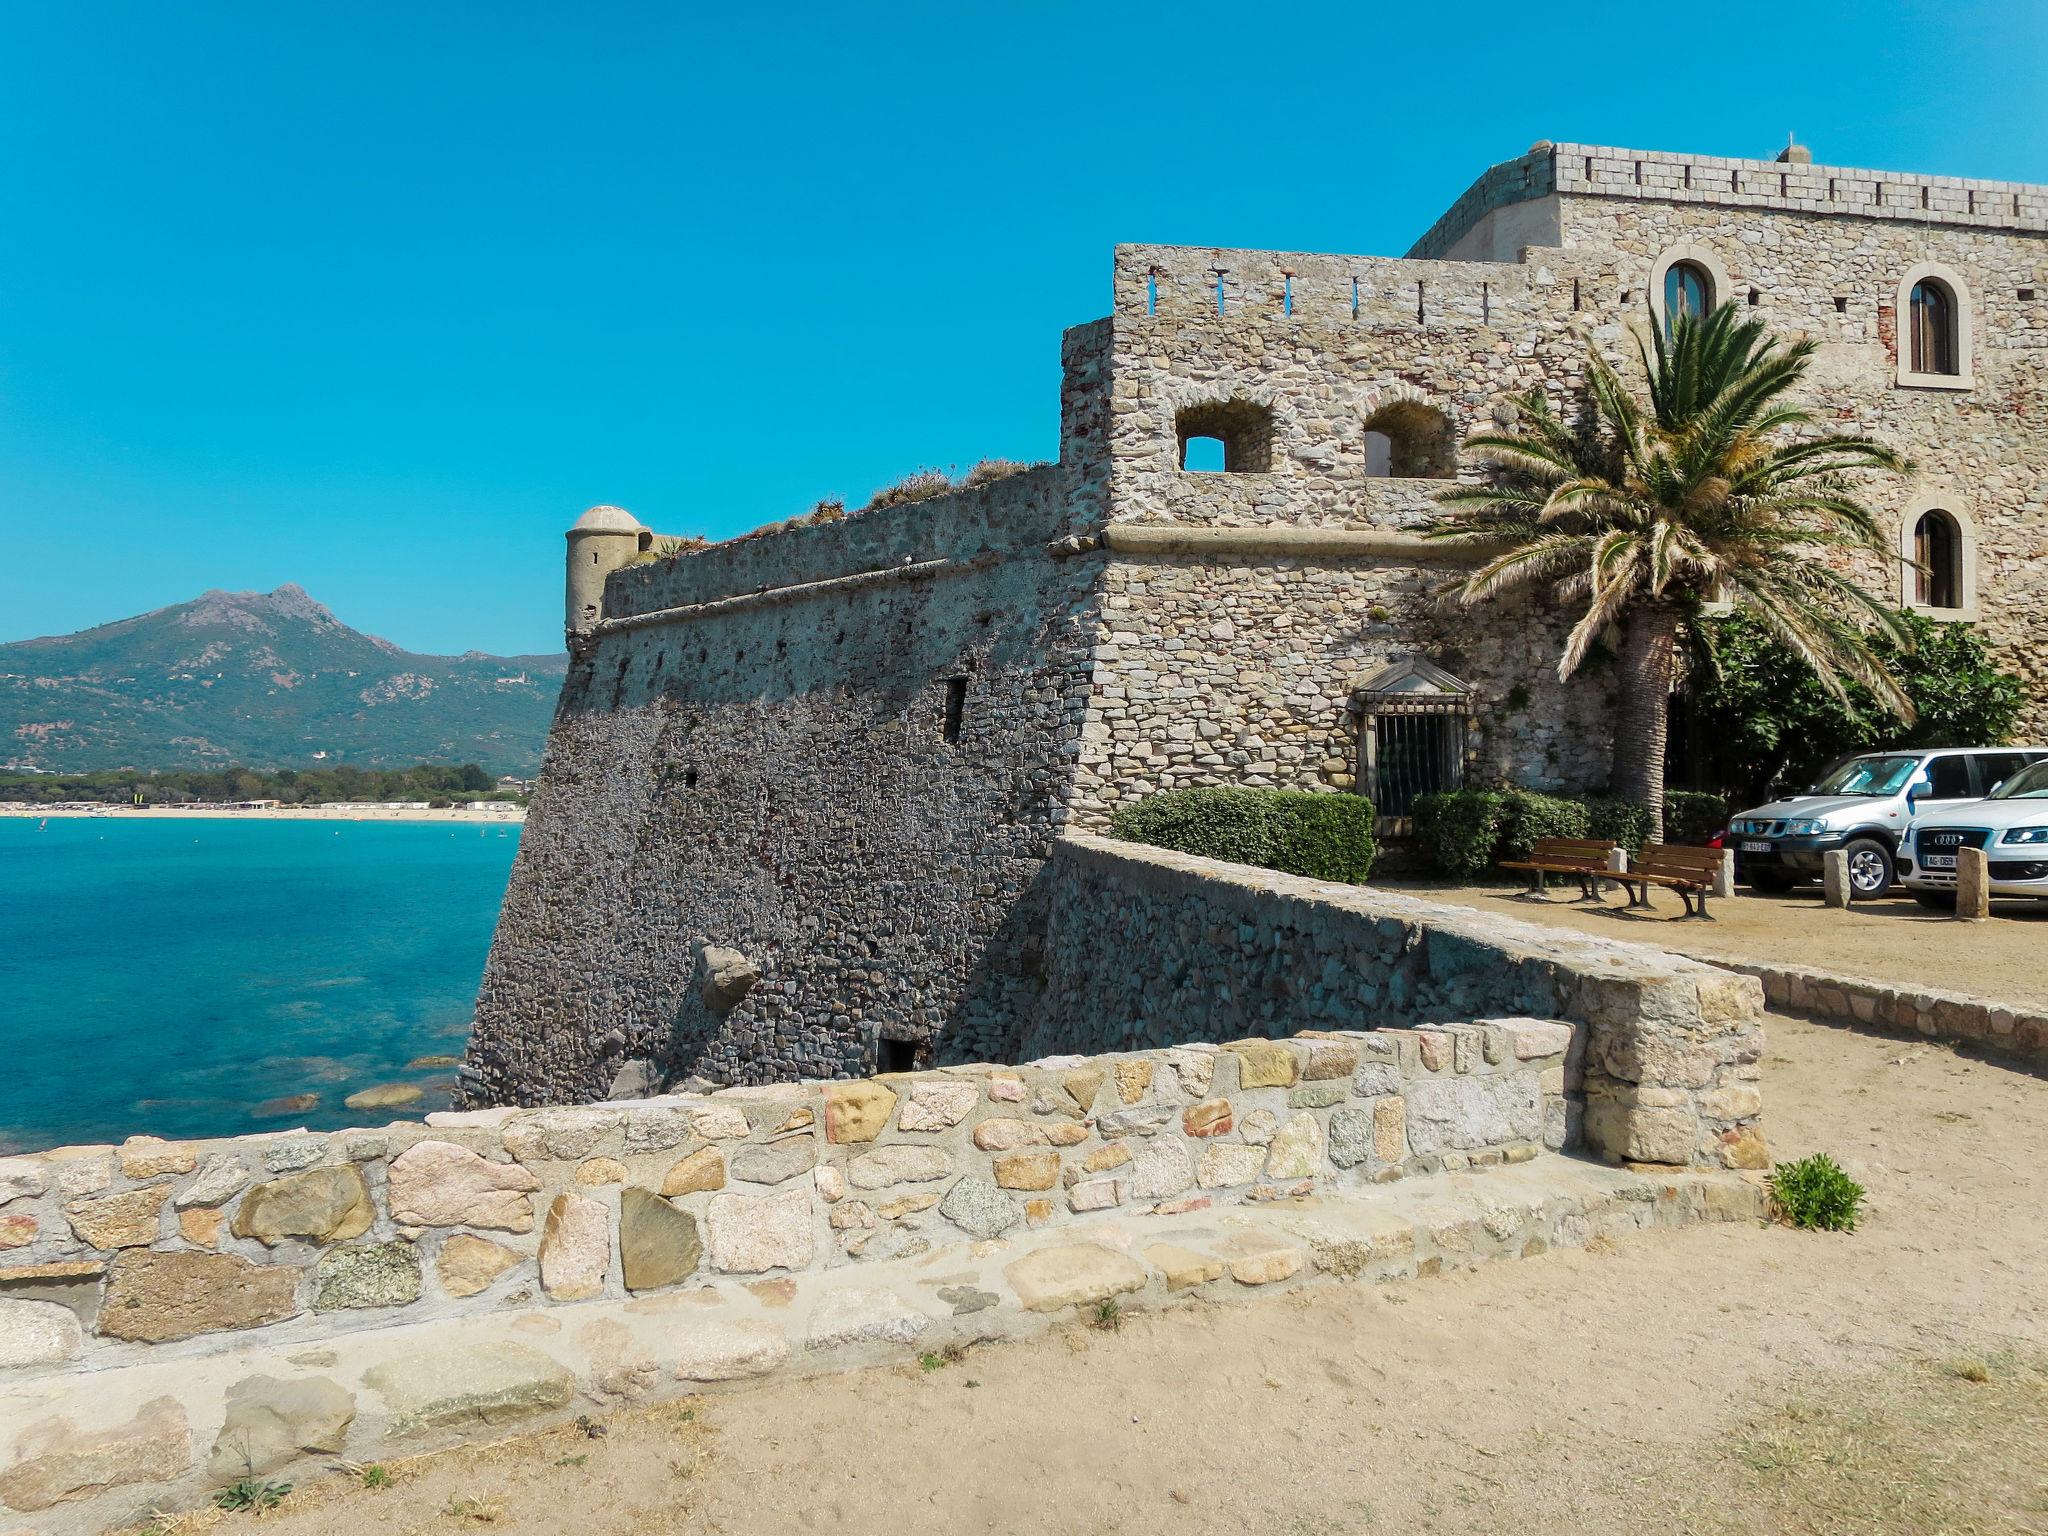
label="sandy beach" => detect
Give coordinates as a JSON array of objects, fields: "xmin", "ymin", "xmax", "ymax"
[{"xmin": 0, "ymin": 802, "xmax": 526, "ymax": 824}]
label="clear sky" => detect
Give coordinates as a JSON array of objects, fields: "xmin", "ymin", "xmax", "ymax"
[{"xmin": 3, "ymin": 2, "xmax": 2044, "ymax": 656}]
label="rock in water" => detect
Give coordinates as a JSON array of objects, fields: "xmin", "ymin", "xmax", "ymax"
[
  {"xmin": 405, "ymin": 1055, "xmax": 463, "ymax": 1070},
  {"xmin": 249, "ymin": 1093, "xmax": 320, "ymax": 1119},
  {"xmin": 344, "ymin": 1083, "xmax": 423, "ymax": 1111}
]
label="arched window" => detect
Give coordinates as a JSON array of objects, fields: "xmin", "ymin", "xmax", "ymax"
[
  {"xmin": 1663, "ymin": 261, "xmax": 1713, "ymax": 330},
  {"xmin": 1910, "ymin": 279, "xmax": 1958, "ymax": 376},
  {"xmin": 1915, "ymin": 509, "xmax": 1962, "ymax": 609},
  {"xmin": 1360, "ymin": 400, "xmax": 1456, "ymax": 479}
]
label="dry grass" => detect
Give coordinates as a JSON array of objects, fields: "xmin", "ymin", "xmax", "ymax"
[{"xmin": 1637, "ymin": 1351, "xmax": 2048, "ymax": 1535}]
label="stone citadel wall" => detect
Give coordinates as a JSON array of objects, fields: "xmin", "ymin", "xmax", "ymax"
[{"xmin": 471, "ymin": 465, "xmax": 1102, "ymax": 1102}]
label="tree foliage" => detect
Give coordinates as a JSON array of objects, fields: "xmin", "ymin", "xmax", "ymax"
[
  {"xmin": 1430, "ymin": 304, "xmax": 1914, "ymax": 831},
  {"xmin": 0, "ymin": 762, "xmax": 505, "ymax": 807},
  {"xmin": 1687, "ymin": 609, "xmax": 2024, "ymax": 802}
]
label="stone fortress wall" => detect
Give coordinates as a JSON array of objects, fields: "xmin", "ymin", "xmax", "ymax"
[{"xmin": 467, "ymin": 138, "xmax": 2047, "ymax": 1099}]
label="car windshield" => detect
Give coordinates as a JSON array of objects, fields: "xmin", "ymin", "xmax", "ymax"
[
  {"xmin": 1808, "ymin": 754, "xmax": 1921, "ymax": 796},
  {"xmin": 1990, "ymin": 761, "xmax": 2048, "ymax": 800}
]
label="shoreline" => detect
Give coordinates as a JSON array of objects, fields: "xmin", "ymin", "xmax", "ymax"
[{"xmin": 0, "ymin": 803, "xmax": 527, "ymax": 825}]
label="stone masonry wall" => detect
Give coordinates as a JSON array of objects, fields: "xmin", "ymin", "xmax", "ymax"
[
  {"xmin": 1035, "ymin": 835, "xmax": 1767, "ymax": 1170},
  {"xmin": 469, "ymin": 465, "xmax": 1102, "ymax": 1104},
  {"xmin": 0, "ymin": 1019, "xmax": 1573, "ymax": 1386}
]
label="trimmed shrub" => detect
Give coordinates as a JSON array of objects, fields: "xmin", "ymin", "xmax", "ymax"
[
  {"xmin": 1108, "ymin": 787, "xmax": 1376, "ymax": 883},
  {"xmin": 1587, "ymin": 797, "xmax": 1653, "ymax": 855},
  {"xmin": 1272, "ymin": 792, "xmax": 1379, "ymax": 882},
  {"xmin": 1665, "ymin": 790, "xmax": 1730, "ymax": 846},
  {"xmin": 1768, "ymin": 1153, "xmax": 1864, "ymax": 1232},
  {"xmin": 1411, "ymin": 790, "xmax": 1507, "ymax": 878},
  {"xmin": 1496, "ymin": 790, "xmax": 1590, "ymax": 861}
]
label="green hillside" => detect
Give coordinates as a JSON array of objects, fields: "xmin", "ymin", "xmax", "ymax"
[{"xmin": 0, "ymin": 585, "xmax": 566, "ymax": 774}]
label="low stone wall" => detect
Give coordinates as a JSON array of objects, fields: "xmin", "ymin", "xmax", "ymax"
[
  {"xmin": 0, "ymin": 1020, "xmax": 1573, "ymax": 1398},
  {"xmin": 1037, "ymin": 835, "xmax": 1768, "ymax": 1169},
  {"xmin": 1731, "ymin": 961, "xmax": 2048, "ymax": 1064}
]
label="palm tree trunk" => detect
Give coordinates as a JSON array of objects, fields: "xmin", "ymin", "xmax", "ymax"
[{"xmin": 1610, "ymin": 605, "xmax": 1680, "ymax": 841}]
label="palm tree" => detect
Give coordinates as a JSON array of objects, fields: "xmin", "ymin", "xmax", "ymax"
[{"xmin": 1429, "ymin": 304, "xmax": 1915, "ymax": 837}]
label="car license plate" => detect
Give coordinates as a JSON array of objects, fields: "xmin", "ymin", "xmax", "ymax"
[
  {"xmin": 1741, "ymin": 841, "xmax": 1773, "ymax": 854},
  {"xmin": 1923, "ymin": 854, "xmax": 1956, "ymax": 870}
]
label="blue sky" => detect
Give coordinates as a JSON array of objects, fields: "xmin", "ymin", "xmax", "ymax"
[{"xmin": 3, "ymin": 2, "xmax": 2044, "ymax": 656}]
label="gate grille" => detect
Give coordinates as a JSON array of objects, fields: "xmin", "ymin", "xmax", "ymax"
[{"xmin": 1372, "ymin": 710, "xmax": 1462, "ymax": 817}]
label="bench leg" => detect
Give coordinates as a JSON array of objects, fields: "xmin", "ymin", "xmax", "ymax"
[
  {"xmin": 1572, "ymin": 873, "xmax": 1607, "ymax": 905},
  {"xmin": 1518, "ymin": 870, "xmax": 1546, "ymax": 899},
  {"xmin": 1623, "ymin": 880, "xmax": 1653, "ymax": 910},
  {"xmin": 1680, "ymin": 886, "xmax": 1714, "ymax": 921}
]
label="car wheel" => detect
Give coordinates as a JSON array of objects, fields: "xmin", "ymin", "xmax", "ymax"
[
  {"xmin": 1912, "ymin": 890, "xmax": 1957, "ymax": 912},
  {"xmin": 1745, "ymin": 869, "xmax": 1796, "ymax": 894},
  {"xmin": 1843, "ymin": 837, "xmax": 1895, "ymax": 898}
]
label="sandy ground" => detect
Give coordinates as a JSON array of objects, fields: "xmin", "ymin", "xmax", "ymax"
[
  {"xmin": 169, "ymin": 1014, "xmax": 2048, "ymax": 1536},
  {"xmin": 1, "ymin": 805, "xmax": 525, "ymax": 825},
  {"xmin": 1389, "ymin": 878, "xmax": 2048, "ymax": 1011}
]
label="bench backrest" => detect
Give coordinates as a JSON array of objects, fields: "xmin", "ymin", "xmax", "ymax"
[
  {"xmin": 1634, "ymin": 843, "xmax": 1725, "ymax": 882},
  {"xmin": 1522, "ymin": 837, "xmax": 1617, "ymax": 868}
]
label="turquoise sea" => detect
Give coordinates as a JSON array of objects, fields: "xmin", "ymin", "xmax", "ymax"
[{"xmin": 0, "ymin": 817, "xmax": 519, "ymax": 1152}]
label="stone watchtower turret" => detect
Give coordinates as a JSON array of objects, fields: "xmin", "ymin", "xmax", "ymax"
[{"xmin": 564, "ymin": 504, "xmax": 651, "ymax": 642}]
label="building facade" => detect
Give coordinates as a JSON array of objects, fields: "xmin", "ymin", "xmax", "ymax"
[{"xmin": 466, "ymin": 141, "xmax": 2048, "ymax": 1106}]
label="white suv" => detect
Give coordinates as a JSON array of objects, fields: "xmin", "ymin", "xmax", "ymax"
[{"xmin": 1901, "ymin": 758, "xmax": 2048, "ymax": 908}]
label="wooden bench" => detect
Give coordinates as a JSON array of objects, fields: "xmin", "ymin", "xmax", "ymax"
[
  {"xmin": 1615, "ymin": 843, "xmax": 1727, "ymax": 919},
  {"xmin": 1498, "ymin": 838, "xmax": 1619, "ymax": 903}
]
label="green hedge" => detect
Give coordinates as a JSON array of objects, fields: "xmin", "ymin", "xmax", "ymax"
[
  {"xmin": 1665, "ymin": 790, "xmax": 1730, "ymax": 845},
  {"xmin": 1411, "ymin": 787, "xmax": 1726, "ymax": 877},
  {"xmin": 1411, "ymin": 790, "xmax": 1507, "ymax": 878},
  {"xmin": 1108, "ymin": 787, "xmax": 1377, "ymax": 883}
]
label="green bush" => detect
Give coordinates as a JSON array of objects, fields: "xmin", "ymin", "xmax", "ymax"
[
  {"xmin": 1768, "ymin": 1153, "xmax": 1865, "ymax": 1232},
  {"xmin": 1496, "ymin": 789, "xmax": 1590, "ymax": 860},
  {"xmin": 1411, "ymin": 790, "xmax": 1507, "ymax": 878},
  {"xmin": 1272, "ymin": 791, "xmax": 1380, "ymax": 882},
  {"xmin": 1108, "ymin": 787, "xmax": 1376, "ymax": 883},
  {"xmin": 1664, "ymin": 790, "xmax": 1730, "ymax": 846},
  {"xmin": 1587, "ymin": 797, "xmax": 1653, "ymax": 855}
]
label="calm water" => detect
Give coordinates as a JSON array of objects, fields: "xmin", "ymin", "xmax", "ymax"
[{"xmin": 0, "ymin": 817, "xmax": 519, "ymax": 1151}]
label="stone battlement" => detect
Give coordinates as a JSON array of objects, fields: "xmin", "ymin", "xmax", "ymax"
[{"xmin": 1412, "ymin": 141, "xmax": 2048, "ymax": 259}]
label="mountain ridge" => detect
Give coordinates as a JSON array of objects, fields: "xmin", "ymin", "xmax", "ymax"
[{"xmin": 0, "ymin": 586, "xmax": 566, "ymax": 774}]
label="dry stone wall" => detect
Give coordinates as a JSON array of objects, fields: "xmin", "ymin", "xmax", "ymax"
[
  {"xmin": 1037, "ymin": 836, "xmax": 1767, "ymax": 1171},
  {"xmin": 0, "ymin": 1018, "xmax": 1575, "ymax": 1383}
]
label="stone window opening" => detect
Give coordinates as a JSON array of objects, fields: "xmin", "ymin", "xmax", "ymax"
[
  {"xmin": 1915, "ymin": 509, "xmax": 1962, "ymax": 609},
  {"xmin": 942, "ymin": 676, "xmax": 968, "ymax": 744},
  {"xmin": 1353, "ymin": 657, "xmax": 1473, "ymax": 822},
  {"xmin": 1175, "ymin": 400, "xmax": 1274, "ymax": 473},
  {"xmin": 1361, "ymin": 400, "xmax": 1457, "ymax": 480},
  {"xmin": 1898, "ymin": 494, "xmax": 1978, "ymax": 620},
  {"xmin": 1664, "ymin": 261, "xmax": 1713, "ymax": 329},
  {"xmin": 1909, "ymin": 279, "xmax": 1958, "ymax": 375},
  {"xmin": 877, "ymin": 1037, "xmax": 916, "ymax": 1073},
  {"xmin": 1649, "ymin": 244, "xmax": 1731, "ymax": 336},
  {"xmin": 1895, "ymin": 262, "xmax": 1974, "ymax": 389}
]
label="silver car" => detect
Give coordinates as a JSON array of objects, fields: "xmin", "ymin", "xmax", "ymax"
[
  {"xmin": 1900, "ymin": 758, "xmax": 2048, "ymax": 907},
  {"xmin": 1728, "ymin": 747, "xmax": 2048, "ymax": 898}
]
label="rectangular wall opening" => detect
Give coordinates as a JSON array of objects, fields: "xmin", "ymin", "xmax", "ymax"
[{"xmin": 943, "ymin": 677, "xmax": 968, "ymax": 744}]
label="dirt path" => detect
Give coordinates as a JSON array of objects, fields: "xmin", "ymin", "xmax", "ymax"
[
  {"xmin": 1389, "ymin": 878, "xmax": 2048, "ymax": 1010},
  {"xmin": 169, "ymin": 1016, "xmax": 2048, "ymax": 1536}
]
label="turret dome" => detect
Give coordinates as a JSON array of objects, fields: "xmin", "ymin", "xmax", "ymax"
[{"xmin": 568, "ymin": 504, "xmax": 646, "ymax": 535}]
